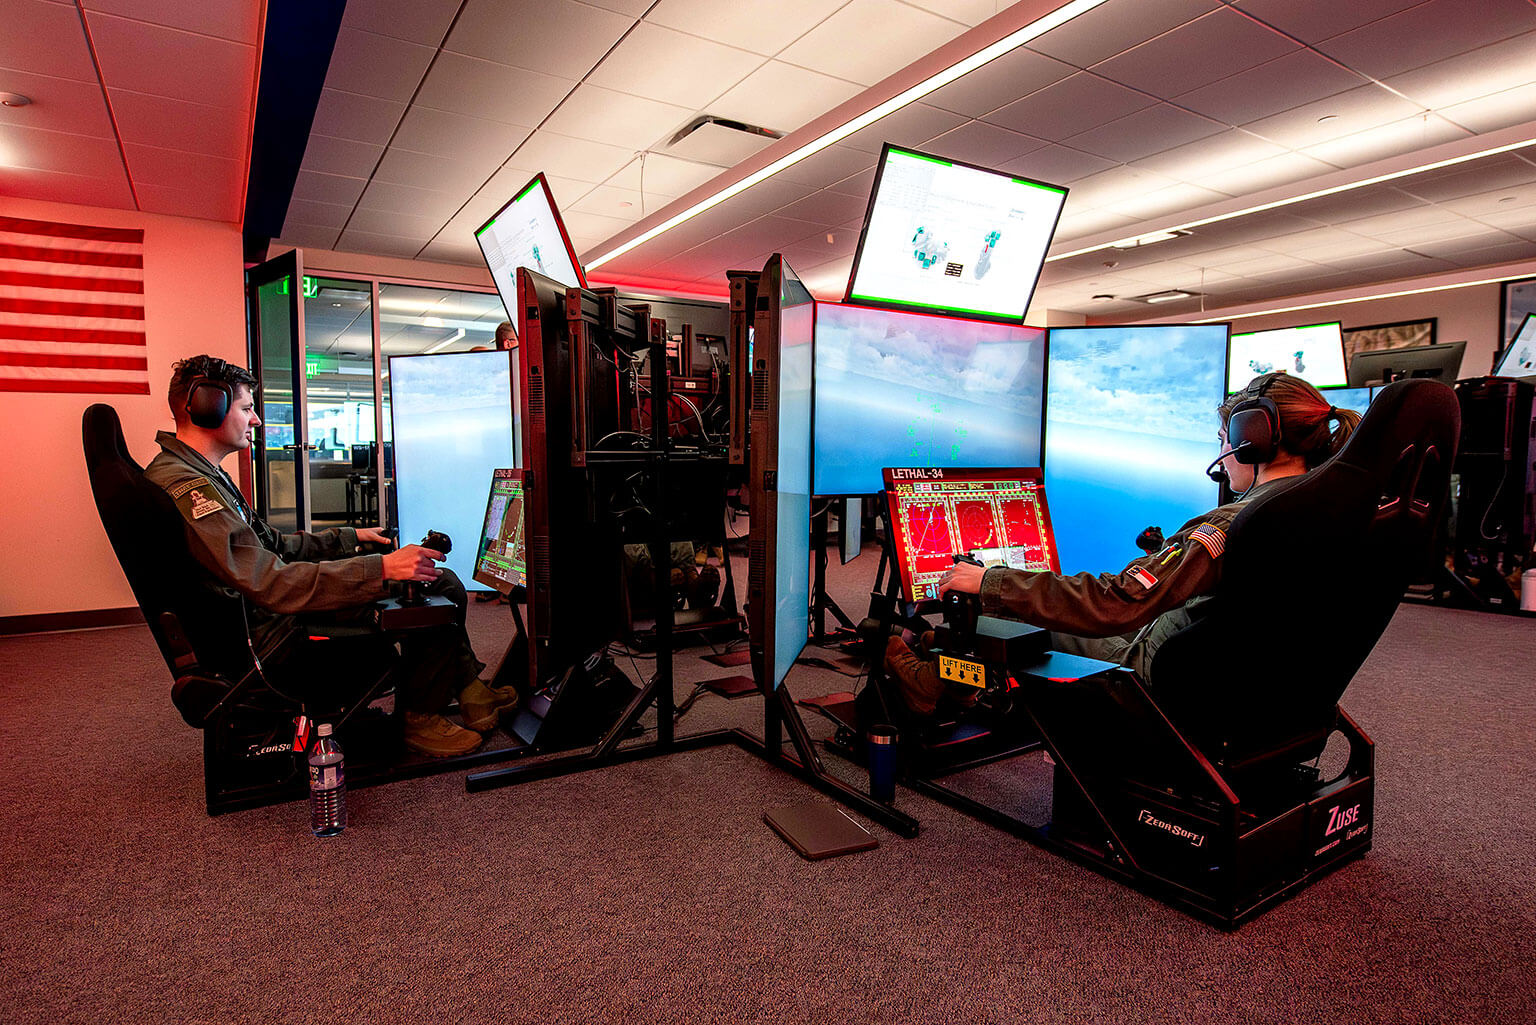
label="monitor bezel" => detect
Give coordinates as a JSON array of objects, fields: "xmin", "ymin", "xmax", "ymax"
[
  {"xmin": 1227, "ymin": 320, "xmax": 1347, "ymax": 393},
  {"xmin": 843, "ymin": 142, "xmax": 1068, "ymax": 326},
  {"xmin": 881, "ymin": 464, "xmax": 1060, "ymax": 611},
  {"xmin": 810, "ymin": 298, "xmax": 1050, "ymax": 498},
  {"xmin": 472, "ymin": 467, "xmax": 527, "ymax": 595},
  {"xmin": 474, "ymin": 172, "xmax": 588, "ymax": 329}
]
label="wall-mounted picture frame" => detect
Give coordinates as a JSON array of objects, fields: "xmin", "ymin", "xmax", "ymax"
[
  {"xmin": 1341, "ymin": 318, "xmax": 1437, "ymax": 360},
  {"xmin": 1500, "ymin": 276, "xmax": 1536, "ymax": 353}
]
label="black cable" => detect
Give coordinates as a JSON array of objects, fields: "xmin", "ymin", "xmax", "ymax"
[{"xmin": 1478, "ymin": 462, "xmax": 1512, "ymax": 542}]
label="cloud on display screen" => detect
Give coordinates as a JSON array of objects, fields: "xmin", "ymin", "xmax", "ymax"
[
  {"xmin": 1044, "ymin": 325, "xmax": 1228, "ymax": 575},
  {"xmin": 813, "ymin": 302, "xmax": 1044, "ymax": 496}
]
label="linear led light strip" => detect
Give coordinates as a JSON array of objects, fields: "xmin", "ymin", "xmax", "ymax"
[
  {"xmin": 586, "ymin": 0, "xmax": 1112, "ymax": 270},
  {"xmin": 1185, "ymin": 273, "xmax": 1529, "ymax": 325},
  {"xmin": 1049, "ymin": 136, "xmax": 1536, "ymax": 262}
]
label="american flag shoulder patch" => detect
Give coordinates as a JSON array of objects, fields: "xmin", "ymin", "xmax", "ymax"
[
  {"xmin": 1189, "ymin": 524, "xmax": 1226, "ymax": 558},
  {"xmin": 1129, "ymin": 566, "xmax": 1158, "ymax": 589}
]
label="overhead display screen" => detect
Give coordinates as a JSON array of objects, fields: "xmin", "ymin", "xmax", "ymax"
[
  {"xmin": 1228, "ymin": 322, "xmax": 1347, "ymax": 392},
  {"xmin": 475, "ymin": 173, "xmax": 586, "ymax": 328},
  {"xmin": 1045, "ymin": 324, "xmax": 1229, "ymax": 576},
  {"xmin": 473, "ymin": 468, "xmax": 527, "ymax": 595},
  {"xmin": 1494, "ymin": 313, "xmax": 1536, "ymax": 380},
  {"xmin": 845, "ymin": 144, "xmax": 1067, "ymax": 324},
  {"xmin": 883, "ymin": 467, "xmax": 1060, "ymax": 605},
  {"xmin": 812, "ymin": 301, "xmax": 1045, "ymax": 496},
  {"xmin": 389, "ymin": 349, "xmax": 518, "ymax": 589}
]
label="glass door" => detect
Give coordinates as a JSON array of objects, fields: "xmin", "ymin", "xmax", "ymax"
[
  {"xmin": 246, "ymin": 250, "xmax": 310, "ymax": 531},
  {"xmin": 301, "ymin": 275, "xmax": 380, "ymax": 530}
]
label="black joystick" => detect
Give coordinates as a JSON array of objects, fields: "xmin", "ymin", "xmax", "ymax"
[
  {"xmin": 401, "ymin": 529, "xmax": 452, "ymax": 606},
  {"xmin": 1136, "ymin": 525, "xmax": 1165, "ymax": 554}
]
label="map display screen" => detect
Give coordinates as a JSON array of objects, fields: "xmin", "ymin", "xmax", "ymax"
[
  {"xmin": 846, "ymin": 144, "xmax": 1067, "ymax": 324},
  {"xmin": 473, "ymin": 468, "xmax": 526, "ymax": 594},
  {"xmin": 883, "ymin": 467, "xmax": 1059, "ymax": 604}
]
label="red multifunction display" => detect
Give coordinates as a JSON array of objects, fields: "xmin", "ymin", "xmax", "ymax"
[{"xmin": 883, "ymin": 466, "xmax": 1060, "ymax": 604}]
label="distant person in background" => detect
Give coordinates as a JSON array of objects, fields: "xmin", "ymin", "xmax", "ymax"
[
  {"xmin": 885, "ymin": 372, "xmax": 1362, "ymax": 719},
  {"xmin": 145, "ymin": 355, "xmax": 519, "ymax": 757},
  {"xmin": 495, "ymin": 321, "xmax": 515, "ymax": 350}
]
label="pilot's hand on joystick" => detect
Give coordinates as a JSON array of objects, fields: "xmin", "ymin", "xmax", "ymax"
[
  {"xmin": 1135, "ymin": 525, "xmax": 1165, "ymax": 554},
  {"xmin": 937, "ymin": 559, "xmax": 986, "ymax": 598}
]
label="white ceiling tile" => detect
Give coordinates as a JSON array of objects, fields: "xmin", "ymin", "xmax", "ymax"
[
  {"xmin": 135, "ymin": 180, "xmax": 239, "ymax": 221},
  {"xmin": 0, "ymin": 69, "xmax": 114, "ymax": 139},
  {"xmin": 1276, "ymin": 230, "xmax": 1402, "ymax": 262},
  {"xmin": 1301, "ymin": 114, "xmax": 1470, "ymax": 170},
  {"xmin": 283, "ymin": 198, "xmax": 355, "ymax": 232},
  {"xmin": 604, "ymin": 153, "xmax": 721, "ymax": 198},
  {"xmin": 291, "ymin": 169, "xmax": 369, "ymax": 207},
  {"xmin": 1189, "ymin": 151, "xmax": 1336, "ymax": 196},
  {"xmin": 983, "ymin": 72, "xmax": 1158, "ymax": 142},
  {"xmin": 276, "ymin": 225, "xmax": 344, "ymax": 251},
  {"xmin": 390, "ymin": 107, "xmax": 532, "ymax": 168},
  {"xmin": 901, "ymin": 0, "xmax": 1005, "ymax": 27},
  {"xmin": 1335, "ymin": 205, "xmax": 1463, "ymax": 236},
  {"xmin": 706, "ymin": 60, "xmax": 864, "ymax": 137},
  {"xmin": 417, "ymin": 239, "xmax": 485, "ymax": 266},
  {"xmin": 1383, "ymin": 30, "xmax": 1536, "ymax": 111},
  {"xmin": 300, "ymin": 135, "xmax": 384, "ymax": 179},
  {"xmin": 582, "ymin": 0, "xmax": 653, "ymax": 14},
  {"xmin": 773, "ymin": 144, "xmax": 875, "ymax": 188},
  {"xmin": 561, "ymin": 208, "xmax": 636, "ymax": 243},
  {"xmin": 414, "ymin": 53, "xmax": 574, "ymax": 125},
  {"xmin": 336, "ymin": 230, "xmax": 431, "ymax": 258},
  {"xmin": 1051, "ymin": 207, "xmax": 1139, "ymax": 240},
  {"xmin": 310, "ymin": 88, "xmax": 407, "ymax": 146},
  {"xmin": 108, "ymin": 89, "xmax": 250, "ymax": 163},
  {"xmin": 1172, "ymin": 50, "xmax": 1369, "ymax": 125},
  {"xmin": 536, "ymin": 174, "xmax": 594, "ymax": 213},
  {"xmin": 511, "ymin": 130, "xmax": 634, "ymax": 184},
  {"xmin": 346, "ymin": 205, "xmax": 448, "ymax": 239},
  {"xmin": 0, "ymin": 163, "xmax": 134, "ymax": 209},
  {"xmin": 0, "ymin": 123, "xmax": 123, "ymax": 175},
  {"xmin": 1063, "ymin": 103, "xmax": 1225, "ymax": 163},
  {"xmin": 1231, "ymin": 0, "xmax": 1427, "ymax": 46},
  {"xmin": 1239, "ymin": 85, "xmax": 1423, "ymax": 149},
  {"xmin": 923, "ymin": 120, "xmax": 1046, "ymax": 167},
  {"xmin": 1373, "ymin": 219, "xmax": 1511, "ymax": 249},
  {"xmin": 772, "ymin": 188, "xmax": 870, "ymax": 227},
  {"xmin": 648, "ymin": 0, "xmax": 847, "ymax": 56},
  {"xmin": 1132, "ymin": 129, "xmax": 1285, "ymax": 184},
  {"xmin": 664, "ymin": 120, "xmax": 777, "ymax": 165},
  {"xmin": 322, "ymin": 28, "xmax": 436, "ymax": 103},
  {"xmin": 1438, "ymin": 83, "xmax": 1536, "ymax": 135},
  {"xmin": 570, "ymin": 184, "xmax": 654, "ymax": 219},
  {"xmin": 543, "ymin": 85, "xmax": 693, "ymax": 152},
  {"xmin": 86, "ymin": 14, "xmax": 255, "ymax": 110},
  {"xmin": 589, "ymin": 23, "xmax": 761, "ymax": 108},
  {"xmin": 1091, "ymin": 7, "xmax": 1298, "ymax": 98},
  {"xmin": 1027, "ymin": 0, "xmax": 1218, "ymax": 68},
  {"xmin": 0, "ymin": 2, "xmax": 98, "ymax": 82},
  {"xmin": 446, "ymin": 0, "xmax": 634, "ymax": 79},
  {"xmin": 1063, "ymin": 165, "xmax": 1182, "ymax": 210},
  {"xmin": 356, "ymin": 179, "xmax": 465, "ymax": 220},
  {"xmin": 823, "ymin": 164, "xmax": 878, "ymax": 197},
  {"xmin": 1103, "ymin": 181, "xmax": 1231, "ymax": 221},
  {"xmin": 926, "ymin": 45, "xmax": 1077, "ymax": 118},
  {"xmin": 1312, "ymin": 0, "xmax": 1536, "ymax": 80},
  {"xmin": 998, "ymin": 144, "xmax": 1115, "ymax": 185},
  {"xmin": 779, "ymin": 0, "xmax": 966, "ymax": 87},
  {"xmin": 341, "ymin": 0, "xmax": 461, "ymax": 45},
  {"xmin": 838, "ymin": 104, "xmax": 969, "ymax": 155},
  {"xmin": 121, "ymin": 141, "xmax": 240, "ymax": 189},
  {"xmin": 372, "ymin": 147, "xmax": 496, "ymax": 196},
  {"xmin": 81, "ymin": 0, "xmax": 261, "ymax": 45}
]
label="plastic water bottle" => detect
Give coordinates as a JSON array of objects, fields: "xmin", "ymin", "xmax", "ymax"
[{"xmin": 307, "ymin": 723, "xmax": 346, "ymax": 837}]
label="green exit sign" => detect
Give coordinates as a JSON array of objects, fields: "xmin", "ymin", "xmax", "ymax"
[
  {"xmin": 305, "ymin": 354, "xmax": 337, "ymax": 378},
  {"xmin": 278, "ymin": 275, "xmax": 320, "ymax": 298}
]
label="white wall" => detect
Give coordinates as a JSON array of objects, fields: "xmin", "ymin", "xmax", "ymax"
[{"xmin": 0, "ymin": 197, "xmax": 246, "ymax": 619}]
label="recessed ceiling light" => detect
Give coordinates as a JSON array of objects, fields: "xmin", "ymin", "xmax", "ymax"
[
  {"xmin": 1140, "ymin": 289, "xmax": 1195, "ymax": 303},
  {"xmin": 1111, "ymin": 229, "xmax": 1191, "ymax": 250},
  {"xmin": 0, "ymin": 92, "xmax": 30, "ymax": 107}
]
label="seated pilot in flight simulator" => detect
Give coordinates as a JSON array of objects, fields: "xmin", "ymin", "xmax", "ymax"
[
  {"xmin": 145, "ymin": 355, "xmax": 518, "ymax": 757},
  {"xmin": 884, "ymin": 372, "xmax": 1362, "ymax": 718}
]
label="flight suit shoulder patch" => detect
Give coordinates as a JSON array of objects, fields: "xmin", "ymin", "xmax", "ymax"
[
  {"xmin": 166, "ymin": 475, "xmax": 211, "ymax": 500},
  {"xmin": 1189, "ymin": 523, "xmax": 1226, "ymax": 559}
]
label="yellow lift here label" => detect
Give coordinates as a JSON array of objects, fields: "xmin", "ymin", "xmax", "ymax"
[{"xmin": 938, "ymin": 654, "xmax": 986, "ymax": 688}]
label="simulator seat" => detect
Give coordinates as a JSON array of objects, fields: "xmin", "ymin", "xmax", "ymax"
[
  {"xmin": 82, "ymin": 404, "xmax": 398, "ymax": 815},
  {"xmin": 989, "ymin": 378, "xmax": 1460, "ymax": 926}
]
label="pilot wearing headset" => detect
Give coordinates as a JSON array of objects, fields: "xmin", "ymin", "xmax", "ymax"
[
  {"xmin": 886, "ymin": 372, "xmax": 1362, "ymax": 718},
  {"xmin": 143, "ymin": 355, "xmax": 515, "ymax": 758}
]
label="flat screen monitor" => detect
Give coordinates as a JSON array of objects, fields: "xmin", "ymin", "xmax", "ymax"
[
  {"xmin": 388, "ymin": 348, "xmax": 518, "ymax": 589},
  {"xmin": 475, "ymin": 172, "xmax": 586, "ymax": 328},
  {"xmin": 748, "ymin": 255, "xmax": 814, "ymax": 691},
  {"xmin": 845, "ymin": 143, "xmax": 1067, "ymax": 324},
  {"xmin": 473, "ymin": 468, "xmax": 527, "ymax": 595},
  {"xmin": 883, "ymin": 467, "xmax": 1060, "ymax": 606},
  {"xmin": 1045, "ymin": 324, "xmax": 1229, "ymax": 576},
  {"xmin": 811, "ymin": 301, "xmax": 1045, "ymax": 496},
  {"xmin": 1347, "ymin": 340, "xmax": 1466, "ymax": 387},
  {"xmin": 1494, "ymin": 314, "xmax": 1536, "ymax": 380},
  {"xmin": 1228, "ymin": 322, "xmax": 1347, "ymax": 392}
]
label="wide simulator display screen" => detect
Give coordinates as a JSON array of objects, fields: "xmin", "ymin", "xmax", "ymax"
[
  {"xmin": 884, "ymin": 467, "xmax": 1060, "ymax": 605},
  {"xmin": 845, "ymin": 144, "xmax": 1067, "ymax": 323},
  {"xmin": 473, "ymin": 468, "xmax": 526, "ymax": 594},
  {"xmin": 812, "ymin": 302, "xmax": 1044, "ymax": 496},
  {"xmin": 475, "ymin": 173, "xmax": 586, "ymax": 327},
  {"xmin": 389, "ymin": 349, "xmax": 518, "ymax": 589},
  {"xmin": 1228, "ymin": 322, "xmax": 1347, "ymax": 392},
  {"xmin": 1045, "ymin": 324, "xmax": 1229, "ymax": 576}
]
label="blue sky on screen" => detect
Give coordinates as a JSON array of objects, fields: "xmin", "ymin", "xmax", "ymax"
[{"xmin": 1046, "ymin": 325, "xmax": 1228, "ymax": 443}]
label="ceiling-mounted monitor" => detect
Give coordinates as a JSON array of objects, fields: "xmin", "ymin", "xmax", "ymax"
[
  {"xmin": 844, "ymin": 143, "xmax": 1067, "ymax": 324},
  {"xmin": 475, "ymin": 172, "xmax": 587, "ymax": 332},
  {"xmin": 1493, "ymin": 314, "xmax": 1536, "ymax": 380},
  {"xmin": 1228, "ymin": 321, "xmax": 1347, "ymax": 392}
]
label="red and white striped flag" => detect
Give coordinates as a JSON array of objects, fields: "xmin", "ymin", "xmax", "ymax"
[{"xmin": 0, "ymin": 215, "xmax": 148, "ymax": 395}]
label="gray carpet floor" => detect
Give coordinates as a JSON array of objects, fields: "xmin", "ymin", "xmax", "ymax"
[{"xmin": 3, "ymin": 549, "xmax": 1533, "ymax": 1024}]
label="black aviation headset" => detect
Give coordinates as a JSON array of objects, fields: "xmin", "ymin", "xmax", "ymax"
[
  {"xmin": 184, "ymin": 356, "xmax": 236, "ymax": 429},
  {"xmin": 1207, "ymin": 373, "xmax": 1282, "ymax": 486}
]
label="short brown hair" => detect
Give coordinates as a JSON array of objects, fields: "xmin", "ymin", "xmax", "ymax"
[
  {"xmin": 168, "ymin": 355, "xmax": 256, "ymax": 422},
  {"xmin": 1219, "ymin": 372, "xmax": 1362, "ymax": 468}
]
